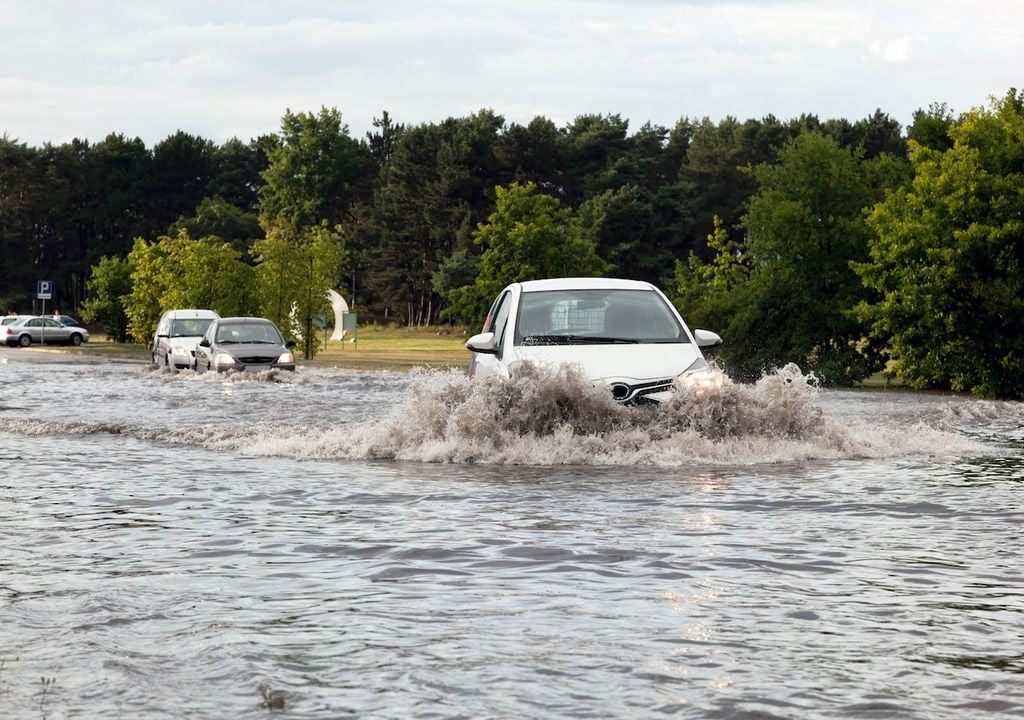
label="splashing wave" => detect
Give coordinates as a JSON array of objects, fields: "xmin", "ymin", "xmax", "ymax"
[
  {"xmin": 241, "ymin": 363, "xmax": 1000, "ymax": 466},
  {"xmin": 2, "ymin": 363, "xmax": 1014, "ymax": 466}
]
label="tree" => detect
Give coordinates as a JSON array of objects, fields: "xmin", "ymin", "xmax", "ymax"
[
  {"xmin": 0, "ymin": 136, "xmax": 43, "ymax": 309},
  {"xmin": 122, "ymin": 230, "xmax": 257, "ymax": 344},
  {"xmin": 147, "ymin": 131, "xmax": 215, "ymax": 232},
  {"xmin": 444, "ymin": 182, "xmax": 609, "ymax": 326},
  {"xmin": 258, "ymin": 107, "xmax": 373, "ymax": 234},
  {"xmin": 361, "ymin": 111, "xmax": 506, "ymax": 324},
  {"xmin": 169, "ymin": 196, "xmax": 262, "ymax": 254},
  {"xmin": 857, "ymin": 89, "xmax": 1024, "ymax": 398},
  {"xmin": 695, "ymin": 131, "xmax": 893, "ymax": 384},
  {"xmin": 577, "ymin": 184, "xmax": 656, "ymax": 281},
  {"xmin": 80, "ymin": 255, "xmax": 132, "ymax": 341},
  {"xmin": 161, "ymin": 230, "xmax": 257, "ymax": 317},
  {"xmin": 671, "ymin": 216, "xmax": 752, "ymax": 359},
  {"xmin": 252, "ymin": 222, "xmax": 344, "ymax": 359},
  {"xmin": 907, "ymin": 102, "xmax": 956, "ymax": 152},
  {"xmin": 366, "ymin": 111, "xmax": 405, "ymax": 169},
  {"xmin": 124, "ymin": 237, "xmax": 170, "ymax": 344}
]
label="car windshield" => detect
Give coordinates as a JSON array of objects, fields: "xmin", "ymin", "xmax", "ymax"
[
  {"xmin": 216, "ymin": 323, "xmax": 281, "ymax": 344},
  {"xmin": 515, "ymin": 289, "xmax": 687, "ymax": 345},
  {"xmin": 171, "ymin": 318, "xmax": 214, "ymax": 337}
]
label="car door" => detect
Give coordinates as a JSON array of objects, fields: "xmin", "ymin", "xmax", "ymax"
[
  {"xmin": 469, "ymin": 289, "xmax": 514, "ymax": 379},
  {"xmin": 195, "ymin": 322, "xmax": 215, "ymax": 371},
  {"xmin": 42, "ymin": 317, "xmax": 69, "ymax": 343}
]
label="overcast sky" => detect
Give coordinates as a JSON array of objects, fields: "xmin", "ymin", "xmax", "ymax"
[{"xmin": 2, "ymin": 0, "xmax": 1022, "ymax": 147}]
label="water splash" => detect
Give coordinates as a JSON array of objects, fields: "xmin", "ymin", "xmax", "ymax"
[
  {"xmin": 246, "ymin": 363, "xmax": 999, "ymax": 466},
  {"xmin": 2, "ymin": 362, "xmax": 1015, "ymax": 467},
  {"xmin": 142, "ymin": 366, "xmax": 313, "ymax": 384}
]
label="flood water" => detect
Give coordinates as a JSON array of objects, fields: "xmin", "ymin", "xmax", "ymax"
[{"xmin": 1, "ymin": 347, "xmax": 1022, "ymax": 719}]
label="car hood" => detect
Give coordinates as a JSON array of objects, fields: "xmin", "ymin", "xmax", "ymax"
[
  {"xmin": 168, "ymin": 335, "xmax": 205, "ymax": 350},
  {"xmin": 511, "ymin": 342, "xmax": 702, "ymax": 382}
]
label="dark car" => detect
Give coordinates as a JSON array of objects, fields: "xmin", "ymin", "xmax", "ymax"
[
  {"xmin": 53, "ymin": 314, "xmax": 83, "ymax": 328},
  {"xmin": 194, "ymin": 317, "xmax": 296, "ymax": 373}
]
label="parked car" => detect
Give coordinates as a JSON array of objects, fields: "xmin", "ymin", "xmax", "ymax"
[
  {"xmin": 465, "ymin": 277, "xmax": 722, "ymax": 404},
  {"xmin": 194, "ymin": 317, "xmax": 296, "ymax": 373},
  {"xmin": 3, "ymin": 316, "xmax": 90, "ymax": 347},
  {"xmin": 152, "ymin": 309, "xmax": 220, "ymax": 370},
  {"xmin": 2, "ymin": 314, "xmax": 34, "ymax": 326},
  {"xmin": 52, "ymin": 313, "xmax": 82, "ymax": 328}
]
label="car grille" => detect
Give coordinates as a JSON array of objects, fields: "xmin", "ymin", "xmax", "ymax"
[
  {"xmin": 609, "ymin": 378, "xmax": 674, "ymax": 404},
  {"xmin": 237, "ymin": 355, "xmax": 277, "ymax": 364}
]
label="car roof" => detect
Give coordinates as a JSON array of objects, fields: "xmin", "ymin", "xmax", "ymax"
[
  {"xmin": 164, "ymin": 309, "xmax": 219, "ymax": 319},
  {"xmin": 216, "ymin": 316, "xmax": 276, "ymax": 324},
  {"xmin": 518, "ymin": 277, "xmax": 657, "ymax": 293}
]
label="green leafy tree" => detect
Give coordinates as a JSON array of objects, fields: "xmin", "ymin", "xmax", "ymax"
[
  {"xmin": 577, "ymin": 184, "xmax": 656, "ymax": 281},
  {"xmin": 682, "ymin": 131, "xmax": 896, "ymax": 383},
  {"xmin": 160, "ymin": 230, "xmax": 257, "ymax": 317},
  {"xmin": 445, "ymin": 182, "xmax": 609, "ymax": 326},
  {"xmin": 671, "ymin": 216, "xmax": 752, "ymax": 362},
  {"xmin": 857, "ymin": 90, "xmax": 1024, "ymax": 398},
  {"xmin": 122, "ymin": 230, "xmax": 257, "ymax": 344},
  {"xmin": 80, "ymin": 255, "xmax": 133, "ymax": 341},
  {"xmin": 252, "ymin": 222, "xmax": 344, "ymax": 359},
  {"xmin": 169, "ymin": 196, "xmax": 263, "ymax": 254},
  {"xmin": 255, "ymin": 107, "xmax": 367, "ymax": 354},
  {"xmin": 124, "ymin": 237, "xmax": 170, "ymax": 343},
  {"xmin": 258, "ymin": 107, "xmax": 373, "ymax": 234}
]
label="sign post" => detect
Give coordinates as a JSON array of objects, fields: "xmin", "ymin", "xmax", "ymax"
[{"xmin": 37, "ymin": 281, "xmax": 52, "ymax": 345}]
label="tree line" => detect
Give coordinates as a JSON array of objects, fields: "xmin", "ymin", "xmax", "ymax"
[{"xmin": 0, "ymin": 90, "xmax": 1020, "ymax": 396}]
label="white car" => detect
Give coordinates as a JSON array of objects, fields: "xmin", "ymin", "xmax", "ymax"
[
  {"xmin": 152, "ymin": 309, "xmax": 220, "ymax": 370},
  {"xmin": 465, "ymin": 278, "xmax": 722, "ymax": 404}
]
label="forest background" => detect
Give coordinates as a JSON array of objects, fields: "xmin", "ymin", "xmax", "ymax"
[{"xmin": 1, "ymin": 89, "xmax": 1021, "ymax": 398}]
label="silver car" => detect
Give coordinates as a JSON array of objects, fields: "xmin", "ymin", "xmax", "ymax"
[
  {"xmin": 3, "ymin": 316, "xmax": 90, "ymax": 347},
  {"xmin": 194, "ymin": 317, "xmax": 296, "ymax": 373}
]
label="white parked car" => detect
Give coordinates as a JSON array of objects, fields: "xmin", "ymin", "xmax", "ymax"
[
  {"xmin": 152, "ymin": 309, "xmax": 220, "ymax": 370},
  {"xmin": 465, "ymin": 278, "xmax": 722, "ymax": 404}
]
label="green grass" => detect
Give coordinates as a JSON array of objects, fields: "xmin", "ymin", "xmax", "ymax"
[
  {"xmin": 306, "ymin": 324, "xmax": 471, "ymax": 371},
  {"xmin": 69, "ymin": 324, "xmax": 472, "ymax": 372}
]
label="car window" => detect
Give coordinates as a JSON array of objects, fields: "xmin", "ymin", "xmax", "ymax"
[
  {"xmin": 490, "ymin": 292, "xmax": 512, "ymax": 350},
  {"xmin": 515, "ymin": 289, "xmax": 686, "ymax": 344},
  {"xmin": 44, "ymin": 318, "xmax": 63, "ymax": 328},
  {"xmin": 171, "ymin": 319, "xmax": 214, "ymax": 337},
  {"xmin": 217, "ymin": 323, "xmax": 281, "ymax": 344}
]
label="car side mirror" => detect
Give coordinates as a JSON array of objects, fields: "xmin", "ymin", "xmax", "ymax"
[
  {"xmin": 694, "ymin": 329, "xmax": 723, "ymax": 348},
  {"xmin": 285, "ymin": 339, "xmax": 297, "ymax": 349},
  {"xmin": 199, "ymin": 338, "xmax": 211, "ymax": 347},
  {"xmin": 466, "ymin": 331, "xmax": 498, "ymax": 355}
]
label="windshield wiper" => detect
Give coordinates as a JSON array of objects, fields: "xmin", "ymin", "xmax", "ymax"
[
  {"xmin": 522, "ymin": 334, "xmax": 639, "ymax": 345},
  {"xmin": 585, "ymin": 336, "xmax": 641, "ymax": 344}
]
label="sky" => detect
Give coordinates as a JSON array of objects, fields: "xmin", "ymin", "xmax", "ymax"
[{"xmin": 2, "ymin": 0, "xmax": 1022, "ymax": 147}]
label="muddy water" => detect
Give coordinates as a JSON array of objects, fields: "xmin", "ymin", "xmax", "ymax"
[{"xmin": 1, "ymin": 349, "xmax": 1022, "ymax": 718}]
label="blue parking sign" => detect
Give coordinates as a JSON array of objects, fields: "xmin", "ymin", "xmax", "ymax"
[{"xmin": 37, "ymin": 280, "xmax": 52, "ymax": 299}]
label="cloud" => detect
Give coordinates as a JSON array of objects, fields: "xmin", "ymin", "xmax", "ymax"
[{"xmin": 0, "ymin": 0, "xmax": 1022, "ymax": 146}]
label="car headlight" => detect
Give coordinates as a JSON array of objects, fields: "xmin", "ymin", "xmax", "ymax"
[
  {"xmin": 171, "ymin": 345, "xmax": 189, "ymax": 356},
  {"xmin": 212, "ymin": 352, "xmax": 236, "ymax": 368},
  {"xmin": 675, "ymin": 357, "xmax": 730, "ymax": 393},
  {"xmin": 276, "ymin": 351, "xmax": 294, "ymax": 364}
]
